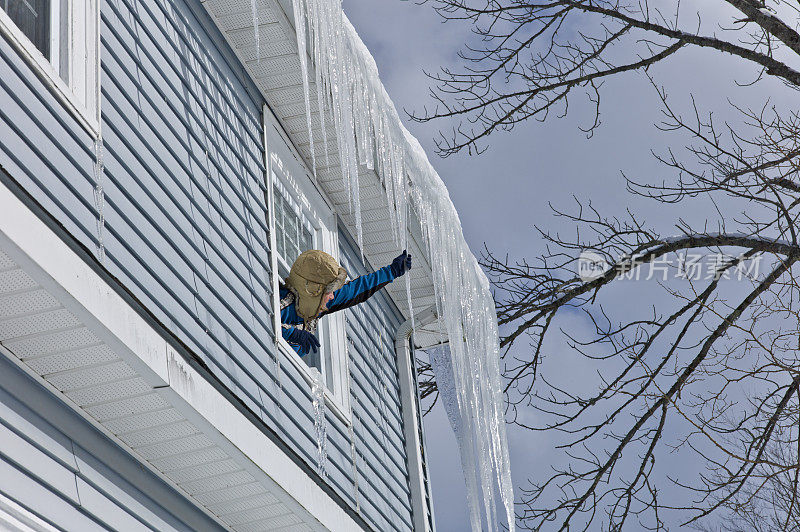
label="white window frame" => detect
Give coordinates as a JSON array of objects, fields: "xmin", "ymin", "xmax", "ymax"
[
  {"xmin": 0, "ymin": 0, "xmax": 101, "ymax": 135},
  {"xmin": 263, "ymin": 106, "xmax": 351, "ymax": 423}
]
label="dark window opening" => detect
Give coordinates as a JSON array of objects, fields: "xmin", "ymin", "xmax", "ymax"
[{"xmin": 2, "ymin": 0, "xmax": 50, "ymax": 57}]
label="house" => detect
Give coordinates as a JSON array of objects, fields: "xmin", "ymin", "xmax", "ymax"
[{"xmin": 0, "ymin": 0, "xmax": 511, "ymax": 529}]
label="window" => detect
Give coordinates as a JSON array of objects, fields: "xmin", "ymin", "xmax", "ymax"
[
  {"xmin": 0, "ymin": 0, "xmax": 100, "ymax": 132},
  {"xmin": 264, "ymin": 128, "xmax": 351, "ymax": 420},
  {"xmin": 273, "ymin": 181, "xmax": 313, "ymax": 270},
  {"xmin": 271, "ymin": 177, "xmax": 329, "ymax": 376}
]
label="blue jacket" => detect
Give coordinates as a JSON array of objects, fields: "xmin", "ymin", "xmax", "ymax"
[{"xmin": 280, "ymin": 264, "xmax": 397, "ymax": 356}]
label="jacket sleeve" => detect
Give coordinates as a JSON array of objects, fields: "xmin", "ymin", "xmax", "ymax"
[
  {"xmin": 278, "ymin": 291, "xmax": 305, "ymax": 356},
  {"xmin": 319, "ymin": 265, "xmax": 396, "ymax": 316}
]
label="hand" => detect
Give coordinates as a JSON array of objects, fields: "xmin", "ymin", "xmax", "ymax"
[
  {"xmin": 390, "ymin": 250, "xmax": 412, "ymax": 277},
  {"xmin": 286, "ymin": 328, "xmax": 320, "ymax": 356}
]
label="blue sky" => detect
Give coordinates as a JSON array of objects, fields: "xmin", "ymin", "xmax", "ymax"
[
  {"xmin": 337, "ymin": 2, "xmax": 659, "ymax": 528},
  {"xmin": 340, "ymin": 1, "xmax": 796, "ymax": 530}
]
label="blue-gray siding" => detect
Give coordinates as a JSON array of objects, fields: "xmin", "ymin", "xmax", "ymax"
[
  {"xmin": 0, "ymin": 0, "xmax": 414, "ymax": 526},
  {"xmin": 0, "ymin": 356, "xmax": 225, "ymax": 531}
]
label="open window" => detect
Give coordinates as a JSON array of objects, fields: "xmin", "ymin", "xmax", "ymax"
[
  {"xmin": 0, "ymin": 0, "xmax": 100, "ymax": 133},
  {"xmin": 271, "ymin": 175, "xmax": 329, "ymax": 374},
  {"xmin": 264, "ymin": 109, "xmax": 351, "ymax": 420}
]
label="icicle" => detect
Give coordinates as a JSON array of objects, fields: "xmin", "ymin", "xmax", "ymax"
[
  {"xmin": 347, "ymin": 421, "xmax": 360, "ymax": 512},
  {"xmin": 290, "ymin": 2, "xmax": 515, "ymax": 530},
  {"xmin": 315, "ymin": 56, "xmax": 330, "ymax": 170},
  {"xmin": 93, "ymin": 137, "xmax": 106, "ymax": 263},
  {"xmin": 251, "ymin": 0, "xmax": 260, "ymax": 63},
  {"xmin": 291, "ymin": 0, "xmax": 317, "ymax": 177},
  {"xmin": 311, "ymin": 369, "xmax": 328, "ymax": 477},
  {"xmin": 429, "ymin": 344, "xmax": 481, "ymax": 531},
  {"xmin": 345, "ymin": 340, "xmax": 361, "ymax": 512}
]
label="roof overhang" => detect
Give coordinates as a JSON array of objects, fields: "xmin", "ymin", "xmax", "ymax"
[
  {"xmin": 200, "ymin": 0, "xmax": 447, "ymax": 348},
  {"xmin": 0, "ymin": 170, "xmax": 368, "ymax": 531}
]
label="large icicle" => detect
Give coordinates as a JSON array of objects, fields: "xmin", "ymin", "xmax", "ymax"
[
  {"xmin": 93, "ymin": 137, "xmax": 106, "ymax": 263},
  {"xmin": 290, "ymin": 0, "xmax": 317, "ymax": 176},
  {"xmin": 250, "ymin": 0, "xmax": 260, "ymax": 62},
  {"xmin": 311, "ymin": 369, "xmax": 328, "ymax": 477},
  {"xmin": 289, "ymin": 2, "xmax": 515, "ymax": 530},
  {"xmin": 428, "ymin": 343, "xmax": 482, "ymax": 530}
]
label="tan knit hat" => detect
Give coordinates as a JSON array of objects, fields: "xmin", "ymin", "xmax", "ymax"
[{"xmin": 285, "ymin": 250, "xmax": 348, "ymax": 320}]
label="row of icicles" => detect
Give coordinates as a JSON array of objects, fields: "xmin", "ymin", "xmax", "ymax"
[{"xmin": 249, "ymin": 0, "xmax": 515, "ymax": 529}]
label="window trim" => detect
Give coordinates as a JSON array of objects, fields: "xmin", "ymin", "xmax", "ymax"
[
  {"xmin": 0, "ymin": 0, "xmax": 101, "ymax": 136},
  {"xmin": 263, "ymin": 106, "xmax": 352, "ymax": 424}
]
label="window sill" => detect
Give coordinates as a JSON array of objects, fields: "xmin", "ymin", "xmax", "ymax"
[
  {"xmin": 276, "ymin": 338, "xmax": 352, "ymax": 427},
  {"xmin": 0, "ymin": 10, "xmax": 100, "ymax": 138}
]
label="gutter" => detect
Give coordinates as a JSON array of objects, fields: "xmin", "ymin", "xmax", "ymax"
[{"xmin": 394, "ymin": 306, "xmax": 438, "ymax": 532}]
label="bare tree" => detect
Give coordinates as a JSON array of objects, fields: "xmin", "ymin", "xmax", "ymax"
[
  {"xmin": 695, "ymin": 433, "xmax": 800, "ymax": 532},
  {"xmin": 410, "ymin": 0, "xmax": 800, "ymax": 530}
]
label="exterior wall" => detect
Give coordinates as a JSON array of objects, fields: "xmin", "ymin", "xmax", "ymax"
[
  {"xmin": 0, "ymin": 0, "xmax": 415, "ymax": 527},
  {"xmin": 99, "ymin": 0, "xmax": 273, "ymax": 420},
  {"xmin": 0, "ymin": 355, "xmax": 224, "ymax": 531}
]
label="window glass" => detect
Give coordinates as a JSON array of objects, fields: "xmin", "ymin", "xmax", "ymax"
[
  {"xmin": 2, "ymin": 0, "xmax": 49, "ymax": 56},
  {"xmin": 273, "ymin": 182, "xmax": 312, "ymax": 267},
  {"xmin": 274, "ymin": 192, "xmax": 286, "ymax": 259}
]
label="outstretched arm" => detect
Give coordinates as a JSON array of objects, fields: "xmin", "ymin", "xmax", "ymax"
[
  {"xmin": 320, "ymin": 251, "xmax": 412, "ymax": 315},
  {"xmin": 320, "ymin": 265, "xmax": 396, "ymax": 315}
]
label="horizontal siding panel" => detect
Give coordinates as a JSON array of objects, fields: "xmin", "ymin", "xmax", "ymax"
[
  {"xmin": 74, "ymin": 477, "xmax": 153, "ymax": 531},
  {"xmin": 0, "ymin": 420, "xmax": 81, "ymax": 506},
  {"xmin": 350, "ymin": 394, "xmax": 412, "ymax": 500},
  {"xmin": 349, "ymin": 364, "xmax": 412, "ymax": 479},
  {"xmin": 348, "ymin": 309, "xmax": 404, "ymax": 402},
  {"xmin": 98, "ymin": 19, "xmax": 272, "ymax": 297},
  {"xmin": 0, "ymin": 458, "xmax": 107, "ymax": 532},
  {"xmin": 352, "ymin": 453, "xmax": 411, "ymax": 532},
  {"xmin": 0, "ymin": 41, "xmax": 97, "ymax": 257},
  {"xmin": 104, "ymin": 0, "xmax": 266, "ymax": 205},
  {"xmin": 98, "ymin": 5, "xmax": 270, "ymax": 282},
  {"xmin": 349, "ymin": 336, "xmax": 405, "ymax": 436},
  {"xmin": 262, "ymin": 354, "xmax": 354, "ymax": 484},
  {"xmin": 97, "ymin": 98, "xmax": 274, "ymax": 341}
]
